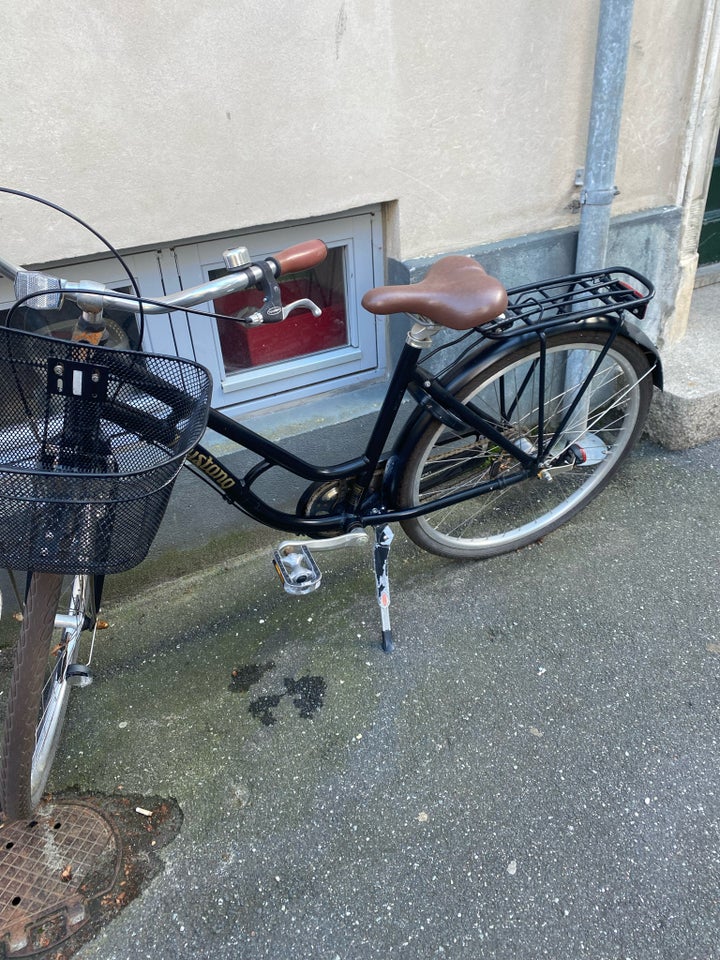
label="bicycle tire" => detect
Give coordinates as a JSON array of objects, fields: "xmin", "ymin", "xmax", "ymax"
[
  {"xmin": 0, "ymin": 572, "xmax": 101, "ymax": 819},
  {"xmin": 397, "ymin": 331, "xmax": 654, "ymax": 559}
]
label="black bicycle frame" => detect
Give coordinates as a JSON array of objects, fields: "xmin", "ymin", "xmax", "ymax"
[{"xmin": 185, "ymin": 334, "xmax": 540, "ymax": 537}]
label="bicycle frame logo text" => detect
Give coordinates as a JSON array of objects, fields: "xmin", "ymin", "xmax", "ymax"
[{"xmin": 187, "ymin": 449, "xmax": 236, "ymax": 490}]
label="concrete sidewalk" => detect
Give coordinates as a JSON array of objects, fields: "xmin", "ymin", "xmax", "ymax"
[{"xmin": 12, "ymin": 437, "xmax": 720, "ymax": 959}]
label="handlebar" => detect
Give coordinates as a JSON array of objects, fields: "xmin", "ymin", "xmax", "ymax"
[{"xmin": 0, "ymin": 239, "xmax": 329, "ymax": 318}]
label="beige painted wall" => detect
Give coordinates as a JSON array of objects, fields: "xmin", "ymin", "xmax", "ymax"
[{"xmin": 0, "ymin": 0, "xmax": 710, "ymax": 267}]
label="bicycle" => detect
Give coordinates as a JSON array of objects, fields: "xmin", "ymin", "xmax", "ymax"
[{"xmin": 0, "ymin": 188, "xmax": 659, "ymax": 820}]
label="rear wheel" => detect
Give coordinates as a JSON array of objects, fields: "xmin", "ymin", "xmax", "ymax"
[
  {"xmin": 0, "ymin": 572, "xmax": 101, "ymax": 820},
  {"xmin": 398, "ymin": 331, "xmax": 654, "ymax": 559}
]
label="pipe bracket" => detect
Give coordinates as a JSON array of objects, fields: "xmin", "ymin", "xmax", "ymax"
[{"xmin": 580, "ymin": 186, "xmax": 620, "ymax": 206}]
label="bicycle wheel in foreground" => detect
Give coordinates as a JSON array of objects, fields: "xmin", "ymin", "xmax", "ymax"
[
  {"xmin": 398, "ymin": 331, "xmax": 654, "ymax": 559},
  {"xmin": 0, "ymin": 572, "xmax": 101, "ymax": 820}
]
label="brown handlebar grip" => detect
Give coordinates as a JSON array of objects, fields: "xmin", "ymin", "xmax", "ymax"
[{"xmin": 270, "ymin": 240, "xmax": 328, "ymax": 276}]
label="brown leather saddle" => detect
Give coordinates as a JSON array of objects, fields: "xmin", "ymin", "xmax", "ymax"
[{"xmin": 361, "ymin": 255, "xmax": 508, "ymax": 330}]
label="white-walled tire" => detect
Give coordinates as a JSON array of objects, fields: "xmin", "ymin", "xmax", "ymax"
[
  {"xmin": 0, "ymin": 573, "xmax": 100, "ymax": 819},
  {"xmin": 398, "ymin": 332, "xmax": 654, "ymax": 559}
]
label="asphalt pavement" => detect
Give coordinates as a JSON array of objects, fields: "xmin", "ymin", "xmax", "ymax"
[{"xmin": 8, "ymin": 436, "xmax": 720, "ymax": 959}]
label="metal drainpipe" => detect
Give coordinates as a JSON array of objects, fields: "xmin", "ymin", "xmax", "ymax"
[
  {"xmin": 576, "ymin": 0, "xmax": 636, "ymax": 271},
  {"xmin": 563, "ymin": 0, "xmax": 636, "ymax": 446}
]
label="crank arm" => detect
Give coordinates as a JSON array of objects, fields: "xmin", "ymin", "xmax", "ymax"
[{"xmin": 275, "ymin": 529, "xmax": 369, "ymax": 556}]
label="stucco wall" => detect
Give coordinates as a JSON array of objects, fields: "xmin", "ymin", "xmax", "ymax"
[{"xmin": 0, "ymin": 0, "xmax": 707, "ymax": 269}]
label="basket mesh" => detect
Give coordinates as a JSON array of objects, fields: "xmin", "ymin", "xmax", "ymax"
[{"xmin": 0, "ymin": 327, "xmax": 211, "ymax": 573}]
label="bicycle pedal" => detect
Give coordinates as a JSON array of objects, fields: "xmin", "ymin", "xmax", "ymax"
[
  {"xmin": 272, "ymin": 545, "xmax": 322, "ymax": 596},
  {"xmin": 66, "ymin": 663, "xmax": 93, "ymax": 687}
]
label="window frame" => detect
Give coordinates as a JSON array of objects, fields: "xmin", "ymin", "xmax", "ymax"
[
  {"xmin": 166, "ymin": 207, "xmax": 384, "ymax": 412},
  {"xmin": 0, "ymin": 207, "xmax": 386, "ymax": 418}
]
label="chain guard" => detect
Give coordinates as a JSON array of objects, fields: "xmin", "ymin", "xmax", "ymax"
[{"xmin": 296, "ymin": 479, "xmax": 350, "ymax": 533}]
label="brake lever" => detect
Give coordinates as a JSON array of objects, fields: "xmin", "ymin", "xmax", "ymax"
[
  {"xmin": 225, "ymin": 259, "xmax": 323, "ymax": 325},
  {"xmin": 282, "ymin": 299, "xmax": 322, "ymax": 320}
]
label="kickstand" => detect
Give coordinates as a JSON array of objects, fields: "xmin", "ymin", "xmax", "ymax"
[{"xmin": 373, "ymin": 525, "xmax": 395, "ymax": 652}]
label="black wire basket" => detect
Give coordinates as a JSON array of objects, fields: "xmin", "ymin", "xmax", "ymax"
[{"xmin": 0, "ymin": 327, "xmax": 212, "ymax": 574}]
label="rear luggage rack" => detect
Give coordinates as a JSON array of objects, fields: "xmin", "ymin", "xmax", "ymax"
[{"xmin": 482, "ymin": 267, "xmax": 654, "ymax": 339}]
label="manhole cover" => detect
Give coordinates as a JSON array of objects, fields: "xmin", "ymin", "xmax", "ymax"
[{"xmin": 0, "ymin": 801, "xmax": 120, "ymax": 957}]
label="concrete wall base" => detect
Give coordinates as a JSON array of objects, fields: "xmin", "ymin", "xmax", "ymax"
[{"xmin": 646, "ymin": 282, "xmax": 720, "ymax": 449}]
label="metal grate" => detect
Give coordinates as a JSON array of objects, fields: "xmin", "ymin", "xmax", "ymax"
[{"xmin": 0, "ymin": 801, "xmax": 121, "ymax": 957}]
